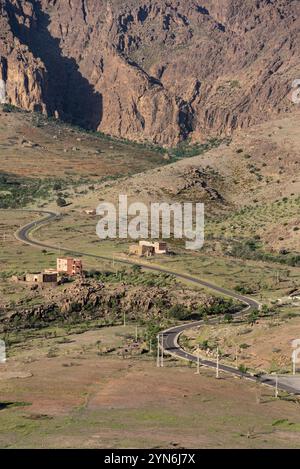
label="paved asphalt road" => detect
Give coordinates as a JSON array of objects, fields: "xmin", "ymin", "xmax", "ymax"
[{"xmin": 14, "ymin": 209, "xmax": 300, "ymax": 395}]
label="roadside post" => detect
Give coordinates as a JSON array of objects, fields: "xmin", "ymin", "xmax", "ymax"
[
  {"xmin": 160, "ymin": 334, "xmax": 164, "ymax": 367},
  {"xmin": 292, "ymin": 350, "xmax": 296, "ymax": 376},
  {"xmin": 156, "ymin": 335, "xmax": 160, "ymax": 368},
  {"xmin": 195, "ymin": 346, "xmax": 200, "ymax": 375},
  {"xmin": 216, "ymin": 346, "xmax": 220, "ymax": 379}
]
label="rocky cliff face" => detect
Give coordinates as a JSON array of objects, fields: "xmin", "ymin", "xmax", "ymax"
[
  {"xmin": 0, "ymin": 2, "xmax": 48, "ymax": 113},
  {"xmin": 0, "ymin": 0, "xmax": 299, "ymax": 146}
]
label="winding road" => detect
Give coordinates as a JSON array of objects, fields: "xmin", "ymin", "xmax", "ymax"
[{"xmin": 14, "ymin": 209, "xmax": 300, "ymax": 395}]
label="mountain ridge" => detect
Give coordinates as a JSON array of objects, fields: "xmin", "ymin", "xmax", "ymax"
[{"xmin": 0, "ymin": 0, "xmax": 299, "ymax": 146}]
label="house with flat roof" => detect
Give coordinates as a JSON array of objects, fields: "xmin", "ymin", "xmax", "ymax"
[
  {"xmin": 129, "ymin": 244, "xmax": 155, "ymax": 258},
  {"xmin": 22, "ymin": 271, "xmax": 58, "ymax": 285},
  {"xmin": 57, "ymin": 257, "xmax": 83, "ymax": 276},
  {"xmin": 139, "ymin": 241, "xmax": 168, "ymax": 254}
]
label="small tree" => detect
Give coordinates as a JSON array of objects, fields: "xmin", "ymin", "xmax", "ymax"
[
  {"xmin": 131, "ymin": 264, "xmax": 142, "ymax": 274},
  {"xmin": 53, "ymin": 182, "xmax": 62, "ymax": 191},
  {"xmin": 248, "ymin": 311, "xmax": 259, "ymax": 326},
  {"xmin": 168, "ymin": 304, "xmax": 188, "ymax": 320},
  {"xmin": 224, "ymin": 313, "xmax": 233, "ymax": 323}
]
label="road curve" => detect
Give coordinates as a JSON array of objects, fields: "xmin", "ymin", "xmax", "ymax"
[{"xmin": 14, "ymin": 209, "xmax": 300, "ymax": 395}]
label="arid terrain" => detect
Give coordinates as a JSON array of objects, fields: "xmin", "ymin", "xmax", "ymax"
[
  {"xmin": 2, "ymin": 325, "xmax": 300, "ymax": 449},
  {"xmin": 0, "ymin": 104, "xmax": 300, "ymax": 447},
  {"xmin": 0, "ymin": 0, "xmax": 300, "ymax": 451}
]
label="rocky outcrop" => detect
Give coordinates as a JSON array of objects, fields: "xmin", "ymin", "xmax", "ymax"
[
  {"xmin": 2, "ymin": 278, "xmax": 220, "ymax": 330},
  {"xmin": 0, "ymin": 0, "xmax": 299, "ymax": 145}
]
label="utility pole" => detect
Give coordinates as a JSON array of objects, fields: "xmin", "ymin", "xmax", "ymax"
[
  {"xmin": 216, "ymin": 347, "xmax": 220, "ymax": 379},
  {"xmin": 135, "ymin": 324, "xmax": 138, "ymax": 342},
  {"xmin": 292, "ymin": 351, "xmax": 296, "ymax": 376},
  {"xmin": 156, "ymin": 334, "xmax": 160, "ymax": 368},
  {"xmin": 275, "ymin": 374, "xmax": 279, "ymax": 399},
  {"xmin": 149, "ymin": 338, "xmax": 152, "ymax": 354},
  {"xmin": 195, "ymin": 346, "xmax": 200, "ymax": 375},
  {"xmin": 160, "ymin": 334, "xmax": 164, "ymax": 368},
  {"xmin": 235, "ymin": 346, "xmax": 238, "ymax": 369},
  {"xmin": 123, "ymin": 310, "xmax": 126, "ymax": 328}
]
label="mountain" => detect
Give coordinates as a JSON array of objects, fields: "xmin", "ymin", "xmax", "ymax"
[{"xmin": 0, "ymin": 0, "xmax": 299, "ymax": 146}]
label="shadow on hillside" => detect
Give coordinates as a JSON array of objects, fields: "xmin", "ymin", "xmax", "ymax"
[
  {"xmin": 6, "ymin": 0, "xmax": 103, "ymax": 130},
  {"xmin": 0, "ymin": 401, "xmax": 31, "ymax": 411},
  {"xmin": 0, "ymin": 402, "xmax": 14, "ymax": 411}
]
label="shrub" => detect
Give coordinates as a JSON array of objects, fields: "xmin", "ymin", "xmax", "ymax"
[
  {"xmin": 2, "ymin": 103, "xmax": 21, "ymax": 113},
  {"xmin": 238, "ymin": 364, "xmax": 249, "ymax": 373},
  {"xmin": 169, "ymin": 304, "xmax": 188, "ymax": 320},
  {"xmin": 53, "ymin": 182, "xmax": 62, "ymax": 191},
  {"xmin": 224, "ymin": 313, "xmax": 233, "ymax": 323},
  {"xmin": 248, "ymin": 311, "xmax": 259, "ymax": 325},
  {"xmin": 56, "ymin": 197, "xmax": 67, "ymax": 207}
]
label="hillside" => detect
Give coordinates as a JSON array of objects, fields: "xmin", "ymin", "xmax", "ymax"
[
  {"xmin": 0, "ymin": 0, "xmax": 299, "ymax": 145},
  {"xmin": 73, "ymin": 109, "xmax": 300, "ymax": 254}
]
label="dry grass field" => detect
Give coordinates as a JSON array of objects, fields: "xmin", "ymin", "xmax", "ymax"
[
  {"xmin": 183, "ymin": 313, "xmax": 300, "ymax": 375},
  {"xmin": 0, "ymin": 109, "xmax": 165, "ymax": 181},
  {"xmin": 0, "ymin": 106, "xmax": 299, "ymax": 449},
  {"xmin": 1, "ymin": 324, "xmax": 300, "ymax": 449}
]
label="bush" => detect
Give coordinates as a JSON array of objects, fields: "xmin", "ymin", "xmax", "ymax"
[
  {"xmin": 56, "ymin": 197, "xmax": 67, "ymax": 207},
  {"xmin": 0, "ymin": 173, "xmax": 76, "ymax": 209},
  {"xmin": 224, "ymin": 313, "xmax": 233, "ymax": 323},
  {"xmin": 53, "ymin": 182, "xmax": 62, "ymax": 191},
  {"xmin": 169, "ymin": 138, "xmax": 229, "ymax": 160},
  {"xmin": 248, "ymin": 311, "xmax": 259, "ymax": 325},
  {"xmin": 2, "ymin": 103, "xmax": 21, "ymax": 113},
  {"xmin": 131, "ymin": 264, "xmax": 142, "ymax": 274},
  {"xmin": 234, "ymin": 284, "xmax": 256, "ymax": 295},
  {"xmin": 169, "ymin": 304, "xmax": 188, "ymax": 320},
  {"xmin": 238, "ymin": 364, "xmax": 249, "ymax": 373}
]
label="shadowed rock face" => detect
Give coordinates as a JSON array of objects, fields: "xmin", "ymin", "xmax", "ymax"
[{"xmin": 0, "ymin": 0, "xmax": 299, "ymax": 146}]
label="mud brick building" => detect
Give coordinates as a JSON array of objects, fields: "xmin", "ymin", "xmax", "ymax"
[
  {"xmin": 57, "ymin": 258, "xmax": 83, "ymax": 276},
  {"xmin": 25, "ymin": 271, "xmax": 58, "ymax": 285}
]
